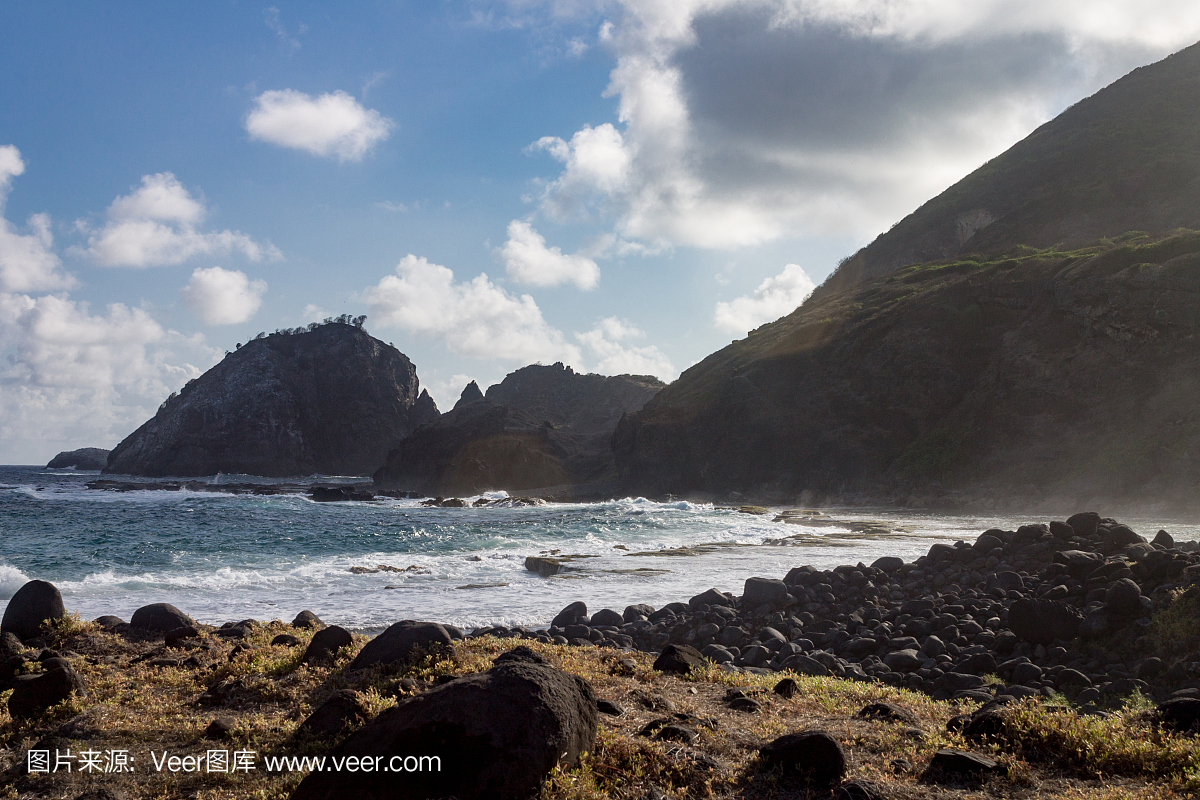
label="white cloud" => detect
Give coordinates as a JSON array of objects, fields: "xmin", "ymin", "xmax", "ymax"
[
  {"xmin": 0, "ymin": 292, "xmax": 218, "ymax": 463},
  {"xmin": 302, "ymin": 303, "xmax": 330, "ymax": 323},
  {"xmin": 85, "ymin": 173, "xmax": 277, "ymax": 268},
  {"xmin": 246, "ymin": 89, "xmax": 394, "ymax": 161},
  {"xmin": 0, "ymin": 145, "xmax": 75, "ymax": 293},
  {"xmin": 499, "ymin": 220, "xmax": 600, "ymax": 289},
  {"xmin": 264, "ymin": 6, "xmax": 303, "ymax": 50},
  {"xmin": 363, "ymin": 254, "xmax": 581, "ymax": 363},
  {"xmin": 713, "ymin": 263, "xmax": 815, "ymax": 334},
  {"xmin": 576, "ymin": 316, "xmax": 674, "ymax": 382},
  {"xmin": 523, "ymin": 0, "xmax": 1200, "ymax": 251},
  {"xmin": 180, "ymin": 266, "xmax": 267, "ymax": 325}
]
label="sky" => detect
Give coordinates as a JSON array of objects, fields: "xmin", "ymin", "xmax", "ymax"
[{"xmin": 2, "ymin": 1, "xmax": 1200, "ymax": 464}]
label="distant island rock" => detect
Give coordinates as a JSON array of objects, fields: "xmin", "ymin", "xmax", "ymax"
[
  {"xmin": 45, "ymin": 448, "xmax": 110, "ymax": 470},
  {"xmin": 374, "ymin": 363, "xmax": 663, "ymax": 496},
  {"xmin": 105, "ymin": 322, "xmax": 440, "ymax": 477}
]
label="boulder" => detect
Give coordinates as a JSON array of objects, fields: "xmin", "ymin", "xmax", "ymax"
[
  {"xmin": 130, "ymin": 603, "xmax": 195, "ymax": 632},
  {"xmin": 2, "ymin": 580, "xmax": 67, "ymax": 640},
  {"xmin": 589, "ymin": 608, "xmax": 624, "ymax": 627},
  {"xmin": 689, "ymin": 588, "xmax": 735, "ymax": 608},
  {"xmin": 1007, "ymin": 598, "xmax": 1082, "ymax": 645},
  {"xmin": 743, "ymin": 577, "xmax": 789, "ymax": 606},
  {"xmin": 653, "ymin": 644, "xmax": 706, "ymax": 675},
  {"xmin": 858, "ymin": 702, "xmax": 919, "ymax": 726},
  {"xmin": 883, "ymin": 649, "xmax": 923, "ymax": 672},
  {"xmin": 348, "ymin": 621, "xmax": 454, "ymax": 671},
  {"xmin": 919, "ymin": 749, "xmax": 1006, "ymax": 785},
  {"xmin": 297, "ymin": 690, "xmax": 371, "ymax": 738},
  {"xmin": 623, "ymin": 604, "xmax": 654, "ymax": 622},
  {"xmin": 870, "ymin": 556, "xmax": 904, "ymax": 572},
  {"xmin": 289, "ymin": 659, "xmax": 597, "ymax": 800},
  {"xmin": 1154, "ymin": 698, "xmax": 1200, "ymax": 734},
  {"xmin": 758, "ymin": 730, "xmax": 846, "ymax": 787},
  {"xmin": 551, "ymin": 601, "xmax": 588, "ymax": 629},
  {"xmin": 292, "ymin": 610, "xmax": 324, "ymax": 629},
  {"xmin": 8, "ymin": 662, "xmax": 85, "ymax": 719},
  {"xmin": 302, "ymin": 625, "xmax": 354, "ymax": 665},
  {"xmin": 1105, "ymin": 578, "xmax": 1144, "ymax": 616},
  {"xmin": 1065, "ymin": 512, "xmax": 1101, "ymax": 537},
  {"xmin": 1153, "ymin": 529, "xmax": 1175, "ymax": 548}
]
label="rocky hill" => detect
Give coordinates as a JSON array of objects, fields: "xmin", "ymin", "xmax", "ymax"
[
  {"xmin": 374, "ymin": 364, "xmax": 664, "ymax": 496},
  {"xmin": 818, "ymin": 40, "xmax": 1200, "ymax": 300},
  {"xmin": 46, "ymin": 448, "xmax": 110, "ymax": 470},
  {"xmin": 615, "ymin": 231, "xmax": 1200, "ymax": 511},
  {"xmin": 105, "ymin": 323, "xmax": 439, "ymax": 477}
]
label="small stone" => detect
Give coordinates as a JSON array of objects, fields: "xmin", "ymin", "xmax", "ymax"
[
  {"xmin": 596, "ymin": 699, "xmax": 624, "ymax": 716},
  {"xmin": 272, "ymin": 634, "xmax": 302, "ymax": 647},
  {"xmin": 205, "ymin": 717, "xmax": 236, "ymax": 740},
  {"xmin": 858, "ymin": 702, "xmax": 919, "ymax": 726},
  {"xmin": 773, "ymin": 677, "xmax": 799, "ymax": 698}
]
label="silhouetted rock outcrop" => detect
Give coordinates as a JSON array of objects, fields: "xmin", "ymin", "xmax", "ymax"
[
  {"xmin": 374, "ymin": 364, "xmax": 663, "ymax": 496},
  {"xmin": 45, "ymin": 448, "xmax": 109, "ymax": 470},
  {"xmin": 105, "ymin": 323, "xmax": 439, "ymax": 477}
]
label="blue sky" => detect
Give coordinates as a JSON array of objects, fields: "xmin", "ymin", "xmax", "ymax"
[{"xmin": 2, "ymin": 1, "xmax": 1198, "ymax": 463}]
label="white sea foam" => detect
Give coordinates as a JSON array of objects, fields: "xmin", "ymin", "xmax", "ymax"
[{"xmin": 0, "ymin": 563, "xmax": 32, "ymax": 600}]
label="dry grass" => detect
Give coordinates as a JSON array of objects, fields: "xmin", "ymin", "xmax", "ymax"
[{"xmin": 1, "ymin": 630, "xmax": 1198, "ymax": 799}]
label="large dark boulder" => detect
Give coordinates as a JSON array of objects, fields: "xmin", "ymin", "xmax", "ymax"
[
  {"xmin": 1154, "ymin": 698, "xmax": 1200, "ymax": 734},
  {"xmin": 743, "ymin": 577, "xmax": 788, "ymax": 606},
  {"xmin": 130, "ymin": 603, "xmax": 195, "ymax": 632},
  {"xmin": 653, "ymin": 644, "xmax": 706, "ymax": 675},
  {"xmin": 348, "ymin": 621, "xmax": 453, "ymax": 671},
  {"xmin": 758, "ymin": 730, "xmax": 846, "ymax": 787},
  {"xmin": 8, "ymin": 662, "xmax": 85, "ymax": 719},
  {"xmin": 2, "ymin": 580, "xmax": 67, "ymax": 640},
  {"xmin": 105, "ymin": 323, "xmax": 439, "ymax": 477},
  {"xmin": 290, "ymin": 659, "xmax": 597, "ymax": 800},
  {"xmin": 551, "ymin": 601, "xmax": 588, "ymax": 629},
  {"xmin": 1007, "ymin": 598, "xmax": 1082, "ymax": 645},
  {"xmin": 45, "ymin": 447, "xmax": 110, "ymax": 470},
  {"xmin": 302, "ymin": 626, "xmax": 354, "ymax": 665},
  {"xmin": 297, "ymin": 690, "xmax": 371, "ymax": 738},
  {"xmin": 1105, "ymin": 578, "xmax": 1144, "ymax": 616}
]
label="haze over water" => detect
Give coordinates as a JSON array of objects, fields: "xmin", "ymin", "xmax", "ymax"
[{"xmin": 5, "ymin": 466, "xmax": 1200, "ymax": 633}]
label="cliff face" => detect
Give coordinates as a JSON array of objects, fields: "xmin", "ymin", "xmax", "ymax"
[
  {"xmin": 374, "ymin": 364, "xmax": 664, "ymax": 496},
  {"xmin": 614, "ymin": 232, "xmax": 1200, "ymax": 509},
  {"xmin": 46, "ymin": 448, "xmax": 110, "ymax": 470},
  {"xmin": 818, "ymin": 41, "xmax": 1200, "ymax": 300},
  {"xmin": 105, "ymin": 324, "xmax": 439, "ymax": 477}
]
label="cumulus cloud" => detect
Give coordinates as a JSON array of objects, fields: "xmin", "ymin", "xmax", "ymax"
[
  {"xmin": 524, "ymin": 0, "xmax": 1200, "ymax": 250},
  {"xmin": 85, "ymin": 173, "xmax": 276, "ymax": 268},
  {"xmin": 0, "ymin": 292, "xmax": 217, "ymax": 463},
  {"xmin": 246, "ymin": 89, "xmax": 394, "ymax": 161},
  {"xmin": 499, "ymin": 220, "xmax": 600, "ymax": 289},
  {"xmin": 180, "ymin": 266, "xmax": 267, "ymax": 325},
  {"xmin": 363, "ymin": 254, "xmax": 581, "ymax": 363},
  {"xmin": 713, "ymin": 263, "xmax": 816, "ymax": 334},
  {"xmin": 0, "ymin": 145, "xmax": 75, "ymax": 293},
  {"xmin": 576, "ymin": 317, "xmax": 674, "ymax": 382}
]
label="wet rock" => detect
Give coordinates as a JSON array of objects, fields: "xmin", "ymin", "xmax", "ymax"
[
  {"xmin": 1, "ymin": 580, "xmax": 67, "ymax": 640},
  {"xmin": 292, "ymin": 610, "xmax": 323, "ymax": 629},
  {"xmin": 301, "ymin": 625, "xmax": 353, "ymax": 665},
  {"xmin": 8, "ymin": 662, "xmax": 85, "ymax": 719},
  {"xmin": 349, "ymin": 621, "xmax": 454, "ymax": 671},
  {"xmin": 131, "ymin": 603, "xmax": 196, "ymax": 632},
  {"xmin": 298, "ymin": 690, "xmax": 371, "ymax": 738},
  {"xmin": 653, "ymin": 644, "xmax": 705, "ymax": 675},
  {"xmin": 919, "ymin": 749, "xmax": 1006, "ymax": 785},
  {"xmin": 290, "ymin": 659, "xmax": 597, "ymax": 800},
  {"xmin": 758, "ymin": 730, "xmax": 846, "ymax": 788}
]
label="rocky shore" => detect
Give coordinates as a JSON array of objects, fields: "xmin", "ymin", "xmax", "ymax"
[{"xmin": 3, "ymin": 511, "xmax": 1200, "ymax": 799}]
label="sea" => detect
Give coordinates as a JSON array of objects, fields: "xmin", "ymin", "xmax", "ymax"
[{"xmin": 4, "ymin": 465, "xmax": 1200, "ymax": 634}]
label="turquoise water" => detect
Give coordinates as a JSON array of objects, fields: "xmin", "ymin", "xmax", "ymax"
[{"xmin": 4, "ymin": 465, "xmax": 1198, "ymax": 632}]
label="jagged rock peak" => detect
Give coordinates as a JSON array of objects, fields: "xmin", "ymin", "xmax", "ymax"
[
  {"xmin": 105, "ymin": 322, "xmax": 432, "ymax": 478},
  {"xmin": 454, "ymin": 381, "xmax": 485, "ymax": 409}
]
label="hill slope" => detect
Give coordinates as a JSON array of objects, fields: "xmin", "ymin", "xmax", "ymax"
[
  {"xmin": 819, "ymin": 41, "xmax": 1200, "ymax": 300},
  {"xmin": 105, "ymin": 323, "xmax": 439, "ymax": 477}
]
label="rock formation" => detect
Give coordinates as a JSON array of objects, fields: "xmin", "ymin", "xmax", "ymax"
[
  {"xmin": 374, "ymin": 364, "xmax": 662, "ymax": 496},
  {"xmin": 45, "ymin": 448, "xmax": 109, "ymax": 470},
  {"xmin": 104, "ymin": 322, "xmax": 440, "ymax": 477}
]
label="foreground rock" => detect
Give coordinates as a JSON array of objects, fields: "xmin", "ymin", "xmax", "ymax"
[
  {"xmin": 8, "ymin": 660, "xmax": 85, "ymax": 719},
  {"xmin": 347, "ymin": 621, "xmax": 454, "ymax": 671},
  {"xmin": 104, "ymin": 320, "xmax": 440, "ymax": 477},
  {"xmin": 45, "ymin": 447, "xmax": 110, "ymax": 470},
  {"xmin": 758, "ymin": 730, "xmax": 846, "ymax": 787},
  {"xmin": 290, "ymin": 654, "xmax": 598, "ymax": 800},
  {"xmin": 2, "ymin": 580, "xmax": 67, "ymax": 640}
]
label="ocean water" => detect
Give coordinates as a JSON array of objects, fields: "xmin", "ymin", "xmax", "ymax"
[{"xmin": 4, "ymin": 465, "xmax": 1200, "ymax": 633}]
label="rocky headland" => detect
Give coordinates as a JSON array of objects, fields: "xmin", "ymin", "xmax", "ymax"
[
  {"xmin": 104, "ymin": 322, "xmax": 440, "ymax": 478},
  {"xmin": 4, "ymin": 511, "xmax": 1200, "ymax": 799},
  {"xmin": 373, "ymin": 363, "xmax": 663, "ymax": 497},
  {"xmin": 45, "ymin": 448, "xmax": 109, "ymax": 471}
]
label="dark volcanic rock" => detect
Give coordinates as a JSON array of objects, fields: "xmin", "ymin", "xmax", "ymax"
[
  {"xmin": 2, "ymin": 580, "xmax": 67, "ymax": 640},
  {"xmin": 654, "ymin": 644, "xmax": 706, "ymax": 675},
  {"xmin": 348, "ymin": 621, "xmax": 453, "ymax": 671},
  {"xmin": 292, "ymin": 610, "xmax": 323, "ymax": 629},
  {"xmin": 297, "ymin": 690, "xmax": 371, "ymax": 738},
  {"xmin": 374, "ymin": 363, "xmax": 663, "ymax": 496},
  {"xmin": 919, "ymin": 749, "xmax": 1006, "ymax": 785},
  {"xmin": 302, "ymin": 626, "xmax": 354, "ymax": 665},
  {"xmin": 454, "ymin": 380, "xmax": 485, "ymax": 409},
  {"xmin": 8, "ymin": 662, "xmax": 85, "ymax": 719},
  {"xmin": 1007, "ymin": 598, "xmax": 1082, "ymax": 645},
  {"xmin": 758, "ymin": 730, "xmax": 846, "ymax": 787},
  {"xmin": 46, "ymin": 447, "xmax": 110, "ymax": 470},
  {"xmin": 105, "ymin": 323, "xmax": 439, "ymax": 477},
  {"xmin": 289, "ymin": 659, "xmax": 597, "ymax": 800},
  {"xmin": 131, "ymin": 603, "xmax": 195, "ymax": 632}
]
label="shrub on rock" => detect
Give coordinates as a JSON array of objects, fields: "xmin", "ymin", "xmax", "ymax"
[
  {"xmin": 1, "ymin": 580, "xmax": 67, "ymax": 640},
  {"xmin": 289, "ymin": 659, "xmax": 597, "ymax": 800}
]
